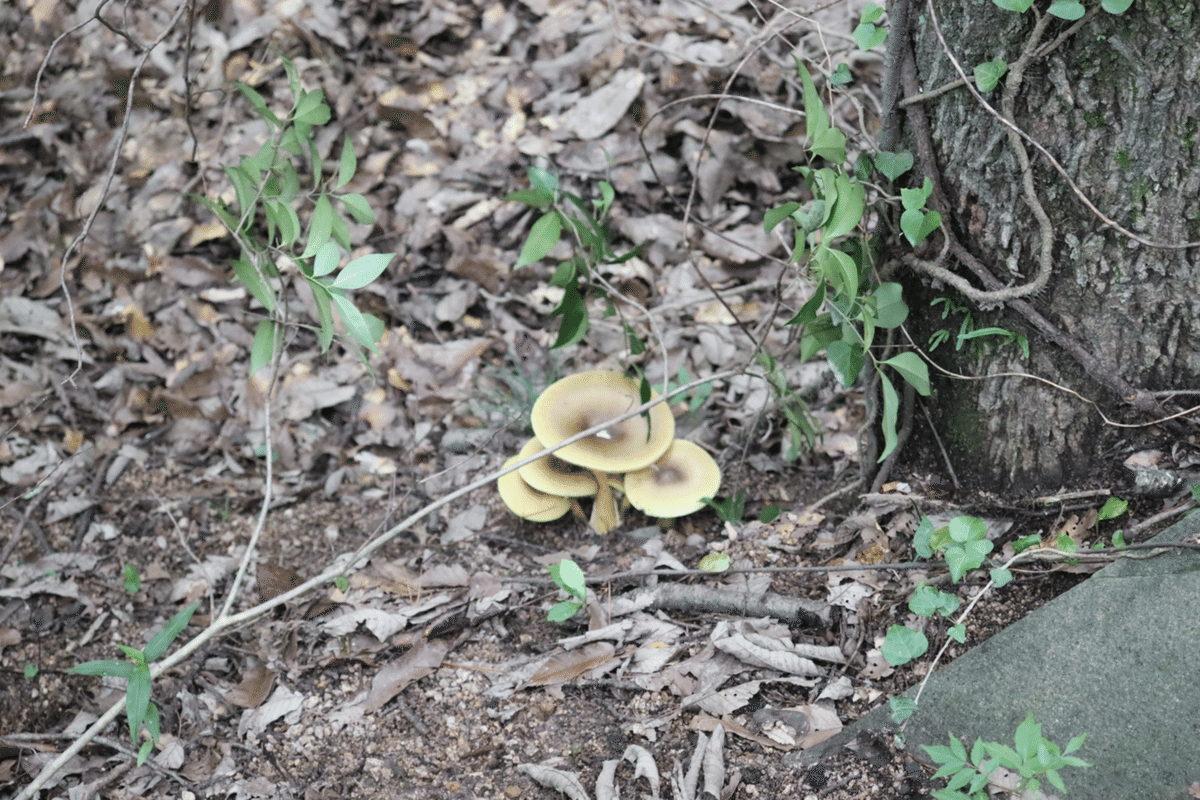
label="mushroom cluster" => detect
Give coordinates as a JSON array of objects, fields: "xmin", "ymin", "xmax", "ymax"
[{"xmin": 498, "ymin": 370, "xmax": 722, "ymax": 532}]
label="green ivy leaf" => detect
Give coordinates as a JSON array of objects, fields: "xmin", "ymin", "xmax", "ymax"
[
  {"xmin": 881, "ymin": 624, "xmax": 928, "ymax": 666},
  {"xmin": 547, "ymin": 601, "xmax": 582, "ymax": 622},
  {"xmin": 901, "ymin": 208, "xmax": 942, "ymax": 246},
  {"xmin": 1047, "ymin": 0, "xmax": 1085, "ymax": 19},
  {"xmin": 974, "ymin": 60, "xmax": 1009, "ymax": 92},
  {"xmin": 829, "ymin": 62, "xmax": 853, "ymax": 86},
  {"xmin": 992, "ymin": 0, "xmax": 1033, "ymax": 10},
  {"xmin": 852, "ymin": 22, "xmax": 887, "ymax": 50},
  {"xmin": 1097, "ymin": 496, "xmax": 1128, "ymax": 521},
  {"xmin": 948, "ymin": 623, "xmax": 966, "ymax": 643},
  {"xmin": 827, "ymin": 340, "xmax": 865, "ymax": 387},
  {"xmin": 881, "ymin": 351, "xmax": 931, "ymax": 395},
  {"xmin": 990, "ymin": 567, "xmax": 1013, "ymax": 588},
  {"xmin": 1102, "ymin": 0, "xmax": 1132, "ymax": 11},
  {"xmin": 873, "ymin": 282, "xmax": 909, "ymax": 328},
  {"xmin": 873, "ymin": 150, "xmax": 914, "ymax": 182},
  {"xmin": 889, "ymin": 696, "xmax": 918, "ymax": 724}
]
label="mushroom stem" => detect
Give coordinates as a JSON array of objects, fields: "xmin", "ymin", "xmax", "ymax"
[{"xmin": 588, "ymin": 469, "xmax": 621, "ymax": 534}]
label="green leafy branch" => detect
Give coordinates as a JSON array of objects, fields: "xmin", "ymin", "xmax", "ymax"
[
  {"xmin": 192, "ymin": 55, "xmax": 395, "ymax": 374},
  {"xmin": 505, "ymin": 166, "xmax": 644, "ymax": 350},
  {"xmin": 766, "ymin": 61, "xmax": 932, "ymax": 463}
]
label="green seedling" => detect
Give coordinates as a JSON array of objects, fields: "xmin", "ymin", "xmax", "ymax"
[
  {"xmin": 68, "ymin": 601, "xmax": 200, "ymax": 765},
  {"xmin": 923, "ymin": 712, "xmax": 1091, "ymax": 799},
  {"xmin": 547, "ymin": 559, "xmax": 587, "ymax": 622},
  {"xmin": 703, "ymin": 490, "xmax": 747, "ymax": 524},
  {"xmin": 123, "ymin": 564, "xmax": 141, "ymax": 594}
]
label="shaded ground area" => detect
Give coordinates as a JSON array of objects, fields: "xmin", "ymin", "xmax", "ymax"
[{"xmin": 2, "ymin": 0, "xmax": 1199, "ymax": 798}]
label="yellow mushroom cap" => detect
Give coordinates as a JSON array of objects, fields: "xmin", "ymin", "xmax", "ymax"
[
  {"xmin": 530, "ymin": 371, "xmax": 675, "ymax": 473},
  {"xmin": 624, "ymin": 439, "xmax": 721, "ymax": 518},
  {"xmin": 516, "ymin": 437, "xmax": 598, "ymax": 498},
  {"xmin": 498, "ymin": 455, "xmax": 571, "ymax": 522}
]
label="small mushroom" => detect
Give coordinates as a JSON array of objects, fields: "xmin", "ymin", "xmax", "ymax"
[
  {"xmin": 516, "ymin": 437, "xmax": 598, "ymax": 498},
  {"xmin": 530, "ymin": 371, "xmax": 675, "ymax": 533},
  {"xmin": 624, "ymin": 439, "xmax": 721, "ymax": 519},
  {"xmin": 497, "ymin": 455, "xmax": 572, "ymax": 522}
]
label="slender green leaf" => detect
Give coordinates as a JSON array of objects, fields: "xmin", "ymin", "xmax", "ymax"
[
  {"xmin": 528, "ymin": 166, "xmax": 558, "ymax": 198},
  {"xmin": 68, "ymin": 659, "xmax": 135, "ymax": 678},
  {"xmin": 144, "ymin": 601, "xmax": 200, "ymax": 661},
  {"xmin": 551, "ymin": 284, "xmax": 588, "ymax": 348},
  {"xmin": 332, "ymin": 252, "xmax": 394, "ymax": 290},
  {"xmin": 251, "ymin": 320, "xmax": 277, "ymax": 376},
  {"xmin": 795, "ymin": 59, "xmax": 830, "ymax": 141},
  {"xmin": 515, "ymin": 211, "xmax": 562, "ymax": 267},
  {"xmin": 330, "ymin": 291, "xmax": 380, "ymax": 353},
  {"xmin": 235, "ymin": 82, "xmax": 281, "ymax": 128},
  {"xmin": 337, "ymin": 137, "xmax": 357, "ymax": 188},
  {"xmin": 303, "ymin": 194, "xmax": 335, "ymax": 258},
  {"xmin": 765, "ymin": 201, "xmax": 801, "ymax": 232},
  {"xmin": 786, "ymin": 282, "xmax": 826, "ymax": 326},
  {"xmin": 125, "ymin": 665, "xmax": 152, "ymax": 743},
  {"xmin": 878, "ymin": 371, "xmax": 899, "ymax": 462},
  {"xmin": 294, "ymin": 88, "xmax": 331, "ymax": 125},
  {"xmin": 827, "ymin": 340, "xmax": 864, "ymax": 387},
  {"xmin": 230, "ymin": 257, "xmax": 277, "ymax": 312},
  {"xmin": 338, "ymin": 192, "xmax": 376, "ymax": 224}
]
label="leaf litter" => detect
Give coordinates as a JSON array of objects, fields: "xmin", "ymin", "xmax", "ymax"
[{"xmin": 0, "ymin": 0, "xmax": 1111, "ymax": 797}]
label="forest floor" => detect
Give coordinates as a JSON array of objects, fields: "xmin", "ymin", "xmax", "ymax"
[{"xmin": 0, "ymin": 0, "xmax": 1194, "ymax": 798}]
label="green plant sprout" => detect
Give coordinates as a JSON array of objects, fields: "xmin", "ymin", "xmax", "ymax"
[
  {"xmin": 123, "ymin": 564, "xmax": 141, "ymax": 594},
  {"xmin": 192, "ymin": 55, "xmax": 396, "ymax": 376},
  {"xmin": 923, "ymin": 712, "xmax": 1091, "ymax": 799},
  {"xmin": 1093, "ymin": 496, "xmax": 1128, "ymax": 549},
  {"xmin": 68, "ymin": 601, "xmax": 200, "ymax": 765},
  {"xmin": 504, "ymin": 165, "xmax": 644, "ymax": 350},
  {"xmin": 929, "ymin": 297, "xmax": 1029, "ymax": 359},
  {"xmin": 546, "ymin": 559, "xmax": 587, "ymax": 622}
]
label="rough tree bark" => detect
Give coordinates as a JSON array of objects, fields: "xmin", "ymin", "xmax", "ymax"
[{"xmin": 896, "ymin": 0, "xmax": 1200, "ymax": 494}]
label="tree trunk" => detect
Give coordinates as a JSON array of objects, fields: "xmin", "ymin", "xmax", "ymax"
[{"xmin": 899, "ymin": 0, "xmax": 1200, "ymax": 494}]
